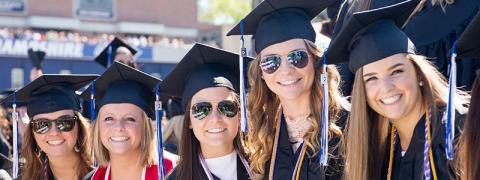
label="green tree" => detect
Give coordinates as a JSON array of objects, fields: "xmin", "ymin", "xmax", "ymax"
[{"xmin": 199, "ymin": 0, "xmax": 252, "ymax": 25}]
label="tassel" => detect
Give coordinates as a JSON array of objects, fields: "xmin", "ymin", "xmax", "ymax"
[
  {"xmin": 239, "ymin": 20, "xmax": 248, "ymax": 132},
  {"xmin": 318, "ymin": 50, "xmax": 329, "ymax": 166},
  {"xmin": 12, "ymin": 91, "xmax": 19, "ymax": 179},
  {"xmin": 107, "ymin": 45, "xmax": 113, "ymax": 67},
  {"xmin": 89, "ymin": 80, "xmax": 98, "ymax": 167},
  {"xmin": 445, "ymin": 43, "xmax": 457, "ymax": 160},
  {"xmin": 155, "ymin": 83, "xmax": 166, "ymax": 179}
]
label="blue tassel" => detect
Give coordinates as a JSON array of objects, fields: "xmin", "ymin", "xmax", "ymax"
[
  {"xmin": 12, "ymin": 91, "xmax": 19, "ymax": 179},
  {"xmin": 107, "ymin": 45, "xmax": 112, "ymax": 67},
  {"xmin": 155, "ymin": 83, "xmax": 166, "ymax": 179},
  {"xmin": 90, "ymin": 81, "xmax": 96, "ymax": 122},
  {"xmin": 318, "ymin": 50, "xmax": 329, "ymax": 166},
  {"xmin": 239, "ymin": 19, "xmax": 248, "ymax": 132},
  {"xmin": 445, "ymin": 43, "xmax": 457, "ymax": 160}
]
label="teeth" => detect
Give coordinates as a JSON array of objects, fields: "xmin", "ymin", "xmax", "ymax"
[
  {"xmin": 110, "ymin": 137, "xmax": 129, "ymax": 142},
  {"xmin": 381, "ymin": 95, "xmax": 401, "ymax": 105},
  {"xmin": 47, "ymin": 140, "xmax": 65, "ymax": 145},
  {"xmin": 206, "ymin": 128, "xmax": 226, "ymax": 133},
  {"xmin": 278, "ymin": 79, "xmax": 300, "ymax": 85}
]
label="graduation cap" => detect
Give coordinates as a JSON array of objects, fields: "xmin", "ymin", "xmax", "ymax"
[
  {"xmin": 403, "ymin": 0, "xmax": 479, "ymax": 47},
  {"xmin": 227, "ymin": 0, "xmax": 336, "ymax": 54},
  {"xmin": 163, "ymin": 97, "xmax": 184, "ymax": 120},
  {"xmin": 80, "ymin": 61, "xmax": 159, "ymax": 119},
  {"xmin": 444, "ymin": 11, "xmax": 480, "ymax": 161},
  {"xmin": 0, "ymin": 89, "xmax": 27, "ymax": 109},
  {"xmin": 326, "ymin": 0, "xmax": 419, "ymax": 72},
  {"xmin": 1, "ymin": 74, "xmax": 99, "ymax": 118},
  {"xmin": 27, "ymin": 48, "xmax": 46, "ymax": 69},
  {"xmin": 161, "ymin": 43, "xmax": 251, "ymax": 108},
  {"xmin": 456, "ymin": 11, "xmax": 480, "ymax": 59},
  {"xmin": 94, "ymin": 37, "xmax": 137, "ymax": 68}
]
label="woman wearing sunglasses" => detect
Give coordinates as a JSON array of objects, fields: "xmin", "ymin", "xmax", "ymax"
[
  {"xmin": 2, "ymin": 74, "xmax": 98, "ymax": 180},
  {"xmin": 326, "ymin": 2, "xmax": 470, "ymax": 179},
  {"xmin": 227, "ymin": 0, "xmax": 348, "ymax": 179},
  {"xmin": 163, "ymin": 43, "xmax": 253, "ymax": 180},
  {"xmin": 81, "ymin": 62, "xmax": 173, "ymax": 180}
]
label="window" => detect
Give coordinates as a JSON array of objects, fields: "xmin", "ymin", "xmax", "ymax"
[{"xmin": 11, "ymin": 68, "xmax": 24, "ymax": 88}]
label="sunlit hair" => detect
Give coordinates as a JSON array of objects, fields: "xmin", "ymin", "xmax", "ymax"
[
  {"xmin": 91, "ymin": 109, "xmax": 156, "ymax": 166},
  {"xmin": 246, "ymin": 39, "xmax": 345, "ymax": 178},
  {"xmin": 344, "ymin": 54, "xmax": 470, "ymax": 180},
  {"xmin": 21, "ymin": 111, "xmax": 92, "ymax": 180}
]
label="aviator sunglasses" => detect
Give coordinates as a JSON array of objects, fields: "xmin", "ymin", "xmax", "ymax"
[
  {"xmin": 191, "ymin": 100, "xmax": 239, "ymax": 120},
  {"xmin": 259, "ymin": 49, "xmax": 309, "ymax": 74},
  {"xmin": 30, "ymin": 115, "xmax": 77, "ymax": 134}
]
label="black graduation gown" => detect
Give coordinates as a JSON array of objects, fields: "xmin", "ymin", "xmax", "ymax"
[
  {"xmin": 403, "ymin": 0, "xmax": 480, "ymax": 90},
  {"xmin": 262, "ymin": 115, "xmax": 343, "ymax": 180},
  {"xmin": 381, "ymin": 110, "xmax": 464, "ymax": 180},
  {"xmin": 166, "ymin": 154, "xmax": 250, "ymax": 180}
]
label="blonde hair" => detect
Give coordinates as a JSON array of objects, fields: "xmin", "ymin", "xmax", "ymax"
[
  {"xmin": 21, "ymin": 111, "xmax": 93, "ymax": 180},
  {"xmin": 91, "ymin": 111, "xmax": 156, "ymax": 166},
  {"xmin": 162, "ymin": 115, "xmax": 184, "ymax": 144},
  {"xmin": 344, "ymin": 54, "xmax": 470, "ymax": 180},
  {"xmin": 246, "ymin": 39, "xmax": 344, "ymax": 178}
]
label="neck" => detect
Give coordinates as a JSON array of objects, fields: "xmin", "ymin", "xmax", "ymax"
[
  {"xmin": 200, "ymin": 143, "xmax": 234, "ymax": 159},
  {"xmin": 48, "ymin": 152, "xmax": 81, "ymax": 179},
  {"xmin": 109, "ymin": 149, "xmax": 144, "ymax": 179},
  {"xmin": 391, "ymin": 101, "xmax": 425, "ymax": 151},
  {"xmin": 280, "ymin": 92, "xmax": 312, "ymax": 120}
]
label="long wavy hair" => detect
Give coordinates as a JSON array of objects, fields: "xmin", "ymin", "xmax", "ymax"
[
  {"xmin": 173, "ymin": 92, "xmax": 246, "ymax": 180},
  {"xmin": 246, "ymin": 39, "xmax": 345, "ymax": 178},
  {"xmin": 21, "ymin": 111, "xmax": 93, "ymax": 180},
  {"xmin": 457, "ymin": 73, "xmax": 480, "ymax": 180},
  {"xmin": 344, "ymin": 54, "xmax": 470, "ymax": 180}
]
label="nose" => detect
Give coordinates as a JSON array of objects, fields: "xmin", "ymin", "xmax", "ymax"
[
  {"xmin": 276, "ymin": 56, "xmax": 295, "ymax": 75},
  {"xmin": 112, "ymin": 119, "xmax": 125, "ymax": 131},
  {"xmin": 48, "ymin": 122, "xmax": 60, "ymax": 135},
  {"xmin": 379, "ymin": 76, "xmax": 396, "ymax": 94},
  {"xmin": 207, "ymin": 106, "xmax": 223, "ymax": 122}
]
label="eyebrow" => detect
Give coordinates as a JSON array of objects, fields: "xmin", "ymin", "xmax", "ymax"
[
  {"xmin": 262, "ymin": 48, "xmax": 308, "ymax": 57},
  {"xmin": 363, "ymin": 63, "xmax": 405, "ymax": 78}
]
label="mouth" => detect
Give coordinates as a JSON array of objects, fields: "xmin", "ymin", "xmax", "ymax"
[
  {"xmin": 277, "ymin": 78, "xmax": 301, "ymax": 86},
  {"xmin": 47, "ymin": 140, "xmax": 65, "ymax": 145},
  {"xmin": 109, "ymin": 136, "xmax": 129, "ymax": 142},
  {"xmin": 206, "ymin": 128, "xmax": 227, "ymax": 134},
  {"xmin": 380, "ymin": 94, "xmax": 402, "ymax": 105}
]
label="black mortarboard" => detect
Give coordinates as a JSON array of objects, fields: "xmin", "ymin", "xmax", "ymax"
[
  {"xmin": 94, "ymin": 37, "xmax": 138, "ymax": 68},
  {"xmin": 404, "ymin": 0, "xmax": 479, "ymax": 46},
  {"xmin": 163, "ymin": 97, "xmax": 184, "ymax": 120},
  {"xmin": 81, "ymin": 61, "xmax": 160, "ymax": 118},
  {"xmin": 161, "ymin": 43, "xmax": 251, "ymax": 109},
  {"xmin": 0, "ymin": 89, "xmax": 27, "ymax": 108},
  {"xmin": 27, "ymin": 48, "xmax": 46, "ymax": 69},
  {"xmin": 456, "ymin": 11, "xmax": 480, "ymax": 59},
  {"xmin": 0, "ymin": 74, "xmax": 99, "ymax": 118},
  {"xmin": 227, "ymin": 0, "xmax": 336, "ymax": 54},
  {"xmin": 326, "ymin": 0, "xmax": 418, "ymax": 72}
]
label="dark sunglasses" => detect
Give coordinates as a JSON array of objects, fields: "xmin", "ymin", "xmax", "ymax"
[
  {"xmin": 30, "ymin": 115, "xmax": 77, "ymax": 134},
  {"xmin": 191, "ymin": 100, "xmax": 239, "ymax": 120},
  {"xmin": 259, "ymin": 50, "xmax": 309, "ymax": 74}
]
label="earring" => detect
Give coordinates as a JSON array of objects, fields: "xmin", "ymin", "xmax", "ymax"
[
  {"xmin": 74, "ymin": 142, "xmax": 80, "ymax": 153},
  {"xmin": 419, "ymin": 81, "xmax": 423, "ymax": 87}
]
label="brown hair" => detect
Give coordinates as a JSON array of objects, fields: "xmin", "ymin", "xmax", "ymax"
[
  {"xmin": 21, "ymin": 111, "xmax": 92, "ymax": 180},
  {"xmin": 246, "ymin": 39, "xmax": 344, "ymax": 178},
  {"xmin": 457, "ymin": 74, "xmax": 480, "ymax": 180},
  {"xmin": 173, "ymin": 92, "xmax": 246, "ymax": 180},
  {"xmin": 91, "ymin": 111, "xmax": 156, "ymax": 166},
  {"xmin": 344, "ymin": 54, "xmax": 470, "ymax": 180}
]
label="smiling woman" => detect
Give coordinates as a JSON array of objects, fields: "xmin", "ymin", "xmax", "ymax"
[
  {"xmin": 162, "ymin": 43, "xmax": 253, "ymax": 180},
  {"xmin": 325, "ymin": 1, "xmax": 471, "ymax": 180},
  {"xmin": 1, "ymin": 74, "xmax": 98, "ymax": 180}
]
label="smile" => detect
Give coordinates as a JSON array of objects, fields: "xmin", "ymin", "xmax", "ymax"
[
  {"xmin": 110, "ymin": 136, "xmax": 129, "ymax": 142},
  {"xmin": 277, "ymin": 78, "xmax": 301, "ymax": 85},
  {"xmin": 380, "ymin": 95, "xmax": 401, "ymax": 105},
  {"xmin": 206, "ymin": 128, "xmax": 227, "ymax": 134}
]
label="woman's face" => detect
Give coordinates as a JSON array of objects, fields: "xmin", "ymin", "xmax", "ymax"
[
  {"xmin": 98, "ymin": 103, "xmax": 144, "ymax": 156},
  {"xmin": 362, "ymin": 53, "xmax": 422, "ymax": 120},
  {"xmin": 259, "ymin": 38, "xmax": 315, "ymax": 101},
  {"xmin": 189, "ymin": 87, "xmax": 239, "ymax": 150},
  {"xmin": 32, "ymin": 109, "xmax": 78, "ymax": 157}
]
